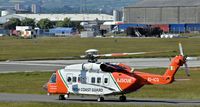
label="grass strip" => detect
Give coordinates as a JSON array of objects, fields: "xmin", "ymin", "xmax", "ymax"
[{"xmin": 0, "ymin": 37, "xmax": 200, "ymax": 61}]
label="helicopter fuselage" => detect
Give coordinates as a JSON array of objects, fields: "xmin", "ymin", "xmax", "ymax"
[
  {"xmin": 47, "ymin": 63, "xmax": 143, "ymax": 95},
  {"xmin": 47, "ymin": 55, "xmax": 185, "ymax": 96}
]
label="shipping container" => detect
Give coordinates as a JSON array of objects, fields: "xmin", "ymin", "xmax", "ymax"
[
  {"xmin": 185, "ymin": 24, "xmax": 200, "ymax": 32},
  {"xmin": 152, "ymin": 24, "xmax": 169, "ymax": 33},
  {"xmin": 169, "ymin": 24, "xmax": 185, "ymax": 33},
  {"xmin": 0, "ymin": 29, "xmax": 9, "ymax": 35},
  {"xmin": 49, "ymin": 27, "xmax": 76, "ymax": 36}
]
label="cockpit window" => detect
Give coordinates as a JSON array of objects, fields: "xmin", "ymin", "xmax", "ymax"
[{"xmin": 49, "ymin": 73, "xmax": 56, "ymax": 83}]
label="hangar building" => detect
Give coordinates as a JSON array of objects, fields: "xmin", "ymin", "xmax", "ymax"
[
  {"xmin": 0, "ymin": 13, "xmax": 113, "ymax": 24},
  {"xmin": 124, "ymin": 0, "xmax": 200, "ymax": 24}
]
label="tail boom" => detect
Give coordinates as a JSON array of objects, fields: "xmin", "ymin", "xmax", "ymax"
[{"xmin": 135, "ymin": 55, "xmax": 186, "ymax": 85}]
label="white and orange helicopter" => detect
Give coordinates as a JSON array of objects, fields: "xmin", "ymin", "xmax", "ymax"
[{"xmin": 45, "ymin": 43, "xmax": 190, "ymax": 102}]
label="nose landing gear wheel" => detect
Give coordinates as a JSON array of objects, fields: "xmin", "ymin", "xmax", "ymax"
[
  {"xmin": 97, "ymin": 96, "xmax": 104, "ymax": 102},
  {"xmin": 119, "ymin": 95, "xmax": 126, "ymax": 102}
]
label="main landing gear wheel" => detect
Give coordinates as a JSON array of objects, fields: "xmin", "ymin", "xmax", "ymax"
[
  {"xmin": 65, "ymin": 94, "xmax": 70, "ymax": 98},
  {"xmin": 59, "ymin": 95, "xmax": 66, "ymax": 100},
  {"xmin": 97, "ymin": 96, "xmax": 104, "ymax": 102},
  {"xmin": 119, "ymin": 95, "xmax": 126, "ymax": 102}
]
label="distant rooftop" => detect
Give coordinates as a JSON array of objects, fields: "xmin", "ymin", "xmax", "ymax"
[
  {"xmin": 127, "ymin": 0, "xmax": 200, "ymax": 7},
  {"xmin": 17, "ymin": 14, "xmax": 113, "ymax": 21},
  {"xmin": 0, "ymin": 13, "xmax": 113, "ymax": 24}
]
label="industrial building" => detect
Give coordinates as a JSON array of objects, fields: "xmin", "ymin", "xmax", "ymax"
[
  {"xmin": 124, "ymin": 0, "xmax": 200, "ymax": 24},
  {"xmin": 0, "ymin": 12, "xmax": 113, "ymax": 24}
]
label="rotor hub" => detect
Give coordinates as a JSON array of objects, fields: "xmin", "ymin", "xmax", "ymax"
[{"xmin": 85, "ymin": 49, "xmax": 99, "ymax": 63}]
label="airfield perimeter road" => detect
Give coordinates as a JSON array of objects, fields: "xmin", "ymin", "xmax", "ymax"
[
  {"xmin": 0, "ymin": 93, "xmax": 200, "ymax": 106},
  {"xmin": 0, "ymin": 58, "xmax": 200, "ymax": 73}
]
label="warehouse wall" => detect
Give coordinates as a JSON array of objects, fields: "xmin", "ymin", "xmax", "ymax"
[
  {"xmin": 161, "ymin": 7, "xmax": 178, "ymax": 24},
  {"xmin": 124, "ymin": 6, "xmax": 200, "ymax": 24},
  {"xmin": 180, "ymin": 7, "xmax": 196, "ymax": 23},
  {"xmin": 145, "ymin": 8, "xmax": 161, "ymax": 24}
]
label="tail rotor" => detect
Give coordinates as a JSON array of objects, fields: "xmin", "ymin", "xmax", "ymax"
[{"xmin": 179, "ymin": 43, "xmax": 190, "ymax": 76}]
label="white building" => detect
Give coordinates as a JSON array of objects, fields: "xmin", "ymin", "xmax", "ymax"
[
  {"xmin": 31, "ymin": 4, "xmax": 41, "ymax": 14},
  {"xmin": 0, "ymin": 13, "xmax": 114, "ymax": 24}
]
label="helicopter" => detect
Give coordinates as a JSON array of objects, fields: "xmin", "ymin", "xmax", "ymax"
[{"xmin": 45, "ymin": 43, "xmax": 190, "ymax": 102}]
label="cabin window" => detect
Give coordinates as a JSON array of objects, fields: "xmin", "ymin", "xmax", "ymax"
[
  {"xmin": 49, "ymin": 73, "xmax": 56, "ymax": 83},
  {"xmin": 78, "ymin": 77, "xmax": 81, "ymax": 83},
  {"xmin": 67, "ymin": 77, "xmax": 72, "ymax": 82},
  {"xmin": 104, "ymin": 78, "xmax": 108, "ymax": 84},
  {"xmin": 91, "ymin": 77, "xmax": 95, "ymax": 83},
  {"xmin": 72, "ymin": 77, "xmax": 77, "ymax": 83},
  {"xmin": 97, "ymin": 77, "xmax": 101, "ymax": 84}
]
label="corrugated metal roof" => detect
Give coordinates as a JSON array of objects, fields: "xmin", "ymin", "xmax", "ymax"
[
  {"xmin": 128, "ymin": 0, "xmax": 200, "ymax": 7},
  {"xmin": 0, "ymin": 14, "xmax": 25, "ymax": 24},
  {"xmin": 16, "ymin": 14, "xmax": 113, "ymax": 21}
]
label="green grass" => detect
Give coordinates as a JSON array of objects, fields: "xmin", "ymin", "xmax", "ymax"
[
  {"xmin": 0, "ymin": 68, "xmax": 200, "ymax": 100},
  {"xmin": 0, "ymin": 37, "xmax": 200, "ymax": 61},
  {"xmin": 127, "ymin": 68, "xmax": 200, "ymax": 100},
  {"xmin": 0, "ymin": 72, "xmax": 52, "ymax": 94},
  {"xmin": 181, "ymin": 33, "xmax": 200, "ymax": 37}
]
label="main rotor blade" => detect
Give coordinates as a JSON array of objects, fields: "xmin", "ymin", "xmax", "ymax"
[
  {"xmin": 94, "ymin": 51, "xmax": 173, "ymax": 57},
  {"xmin": 95, "ymin": 52, "xmax": 148, "ymax": 57},
  {"xmin": 187, "ymin": 57, "xmax": 200, "ymax": 61},
  {"xmin": 175, "ymin": 78, "xmax": 190, "ymax": 81},
  {"xmin": 179, "ymin": 43, "xmax": 184, "ymax": 56}
]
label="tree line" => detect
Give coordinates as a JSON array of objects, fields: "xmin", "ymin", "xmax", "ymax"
[{"xmin": 3, "ymin": 17, "xmax": 83, "ymax": 31}]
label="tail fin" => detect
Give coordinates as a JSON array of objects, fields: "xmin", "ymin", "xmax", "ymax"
[
  {"xmin": 163, "ymin": 55, "xmax": 185, "ymax": 78},
  {"xmin": 164, "ymin": 43, "xmax": 189, "ymax": 78}
]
